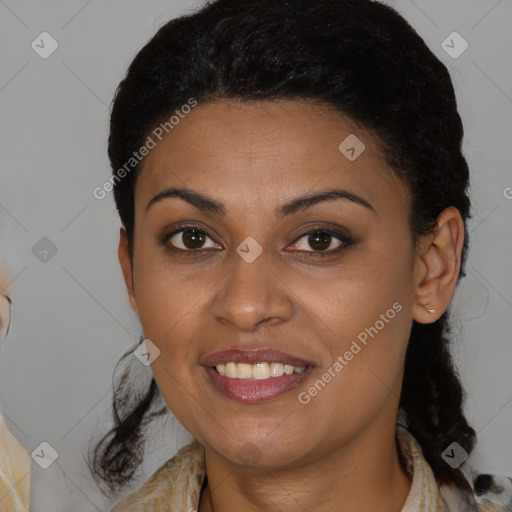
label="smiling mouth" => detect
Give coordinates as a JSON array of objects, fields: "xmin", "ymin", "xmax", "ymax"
[
  {"xmin": 201, "ymin": 348, "xmax": 315, "ymax": 402},
  {"xmin": 204, "ymin": 364, "xmax": 315, "ymax": 402},
  {"xmin": 214, "ymin": 362, "xmax": 310, "ymax": 380}
]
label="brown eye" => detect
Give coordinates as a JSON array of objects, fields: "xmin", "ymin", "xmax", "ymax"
[
  {"xmin": 164, "ymin": 227, "xmax": 220, "ymax": 252},
  {"xmin": 181, "ymin": 228, "xmax": 205, "ymax": 249},
  {"xmin": 307, "ymin": 232, "xmax": 333, "ymax": 251},
  {"xmin": 292, "ymin": 230, "xmax": 345, "ymax": 253}
]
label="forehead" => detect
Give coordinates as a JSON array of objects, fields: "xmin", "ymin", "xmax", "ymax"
[{"xmin": 135, "ymin": 98, "xmax": 409, "ymax": 217}]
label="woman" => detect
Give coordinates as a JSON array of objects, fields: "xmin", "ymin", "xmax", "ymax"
[
  {"xmin": 89, "ymin": 0, "xmax": 508, "ymax": 510},
  {"xmin": 0, "ymin": 268, "xmax": 31, "ymax": 512}
]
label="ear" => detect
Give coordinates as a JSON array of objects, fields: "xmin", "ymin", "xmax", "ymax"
[
  {"xmin": 412, "ymin": 207, "xmax": 465, "ymax": 324},
  {"xmin": 118, "ymin": 228, "xmax": 138, "ymax": 315}
]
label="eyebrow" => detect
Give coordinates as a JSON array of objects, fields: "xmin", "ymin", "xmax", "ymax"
[{"xmin": 145, "ymin": 186, "xmax": 376, "ymax": 218}]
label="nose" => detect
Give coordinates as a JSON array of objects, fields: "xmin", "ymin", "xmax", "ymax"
[{"xmin": 209, "ymin": 249, "xmax": 294, "ymax": 332}]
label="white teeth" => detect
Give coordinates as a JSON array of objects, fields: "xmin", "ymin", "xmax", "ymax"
[
  {"xmin": 214, "ymin": 362, "xmax": 308, "ymax": 379},
  {"xmin": 252, "ymin": 362, "xmax": 270, "ymax": 380},
  {"xmin": 225, "ymin": 362, "xmax": 237, "ymax": 378},
  {"xmin": 270, "ymin": 362, "xmax": 284, "ymax": 377},
  {"xmin": 237, "ymin": 363, "xmax": 252, "ymax": 379},
  {"xmin": 284, "ymin": 365, "xmax": 294, "ymax": 375}
]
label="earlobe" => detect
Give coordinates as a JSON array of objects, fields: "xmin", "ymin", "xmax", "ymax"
[
  {"xmin": 118, "ymin": 228, "xmax": 138, "ymax": 315},
  {"xmin": 412, "ymin": 207, "xmax": 465, "ymax": 324}
]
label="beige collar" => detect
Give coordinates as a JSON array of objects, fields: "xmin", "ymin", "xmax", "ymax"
[
  {"xmin": 111, "ymin": 424, "xmax": 504, "ymax": 512},
  {"xmin": 395, "ymin": 424, "xmax": 450, "ymax": 511}
]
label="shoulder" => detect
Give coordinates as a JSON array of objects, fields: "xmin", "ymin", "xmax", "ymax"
[
  {"xmin": 0, "ymin": 413, "xmax": 31, "ymax": 512},
  {"xmin": 396, "ymin": 424, "xmax": 511, "ymax": 512},
  {"xmin": 110, "ymin": 440, "xmax": 205, "ymax": 512}
]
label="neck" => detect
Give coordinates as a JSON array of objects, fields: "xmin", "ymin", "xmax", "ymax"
[{"xmin": 198, "ymin": 421, "xmax": 412, "ymax": 512}]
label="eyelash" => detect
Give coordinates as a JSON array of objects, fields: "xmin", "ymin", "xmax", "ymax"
[{"xmin": 161, "ymin": 223, "xmax": 354, "ymax": 260}]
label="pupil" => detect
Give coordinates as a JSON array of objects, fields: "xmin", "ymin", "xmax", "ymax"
[
  {"xmin": 309, "ymin": 232, "xmax": 330, "ymax": 251},
  {"xmin": 183, "ymin": 229, "xmax": 205, "ymax": 249}
]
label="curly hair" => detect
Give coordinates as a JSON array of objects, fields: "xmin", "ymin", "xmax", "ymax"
[{"xmin": 89, "ymin": 0, "xmax": 477, "ymax": 505}]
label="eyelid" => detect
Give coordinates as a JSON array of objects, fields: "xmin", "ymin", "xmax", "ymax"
[
  {"xmin": 161, "ymin": 222, "xmax": 354, "ymax": 258},
  {"xmin": 291, "ymin": 228, "xmax": 349, "ymax": 246},
  {"xmin": 286, "ymin": 225, "xmax": 354, "ymax": 256},
  {"xmin": 161, "ymin": 223, "xmax": 221, "ymax": 250}
]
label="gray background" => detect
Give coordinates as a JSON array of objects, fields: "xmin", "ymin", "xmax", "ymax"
[{"xmin": 0, "ymin": 0, "xmax": 511, "ymax": 510}]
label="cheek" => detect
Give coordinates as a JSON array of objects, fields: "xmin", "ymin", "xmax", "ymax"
[
  {"xmin": 132, "ymin": 242, "xmax": 192, "ymax": 331},
  {"xmin": 291, "ymin": 249, "xmax": 411, "ymax": 414},
  {"xmin": 132, "ymin": 258, "xmax": 206, "ymax": 420},
  {"xmin": 297, "ymin": 297, "xmax": 410, "ymax": 439},
  {"xmin": 293, "ymin": 244, "xmax": 410, "ymax": 341},
  {"xmin": 131, "ymin": 244, "xmax": 218, "ymax": 386},
  {"xmin": 301, "ymin": 276, "xmax": 409, "ymax": 384}
]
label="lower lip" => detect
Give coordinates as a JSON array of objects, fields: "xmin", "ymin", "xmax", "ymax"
[{"xmin": 203, "ymin": 366, "xmax": 315, "ymax": 403}]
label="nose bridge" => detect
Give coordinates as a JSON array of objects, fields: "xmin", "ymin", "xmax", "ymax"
[{"xmin": 210, "ymin": 246, "xmax": 293, "ymax": 331}]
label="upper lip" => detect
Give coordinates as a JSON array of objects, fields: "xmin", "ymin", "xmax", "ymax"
[{"xmin": 201, "ymin": 348, "xmax": 314, "ymax": 368}]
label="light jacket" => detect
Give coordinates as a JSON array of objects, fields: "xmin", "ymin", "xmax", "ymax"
[
  {"xmin": 0, "ymin": 413, "xmax": 31, "ymax": 512},
  {"xmin": 111, "ymin": 425, "xmax": 509, "ymax": 512}
]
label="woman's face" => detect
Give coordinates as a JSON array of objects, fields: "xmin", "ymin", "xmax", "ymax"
[{"xmin": 122, "ymin": 98, "xmax": 425, "ymax": 468}]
